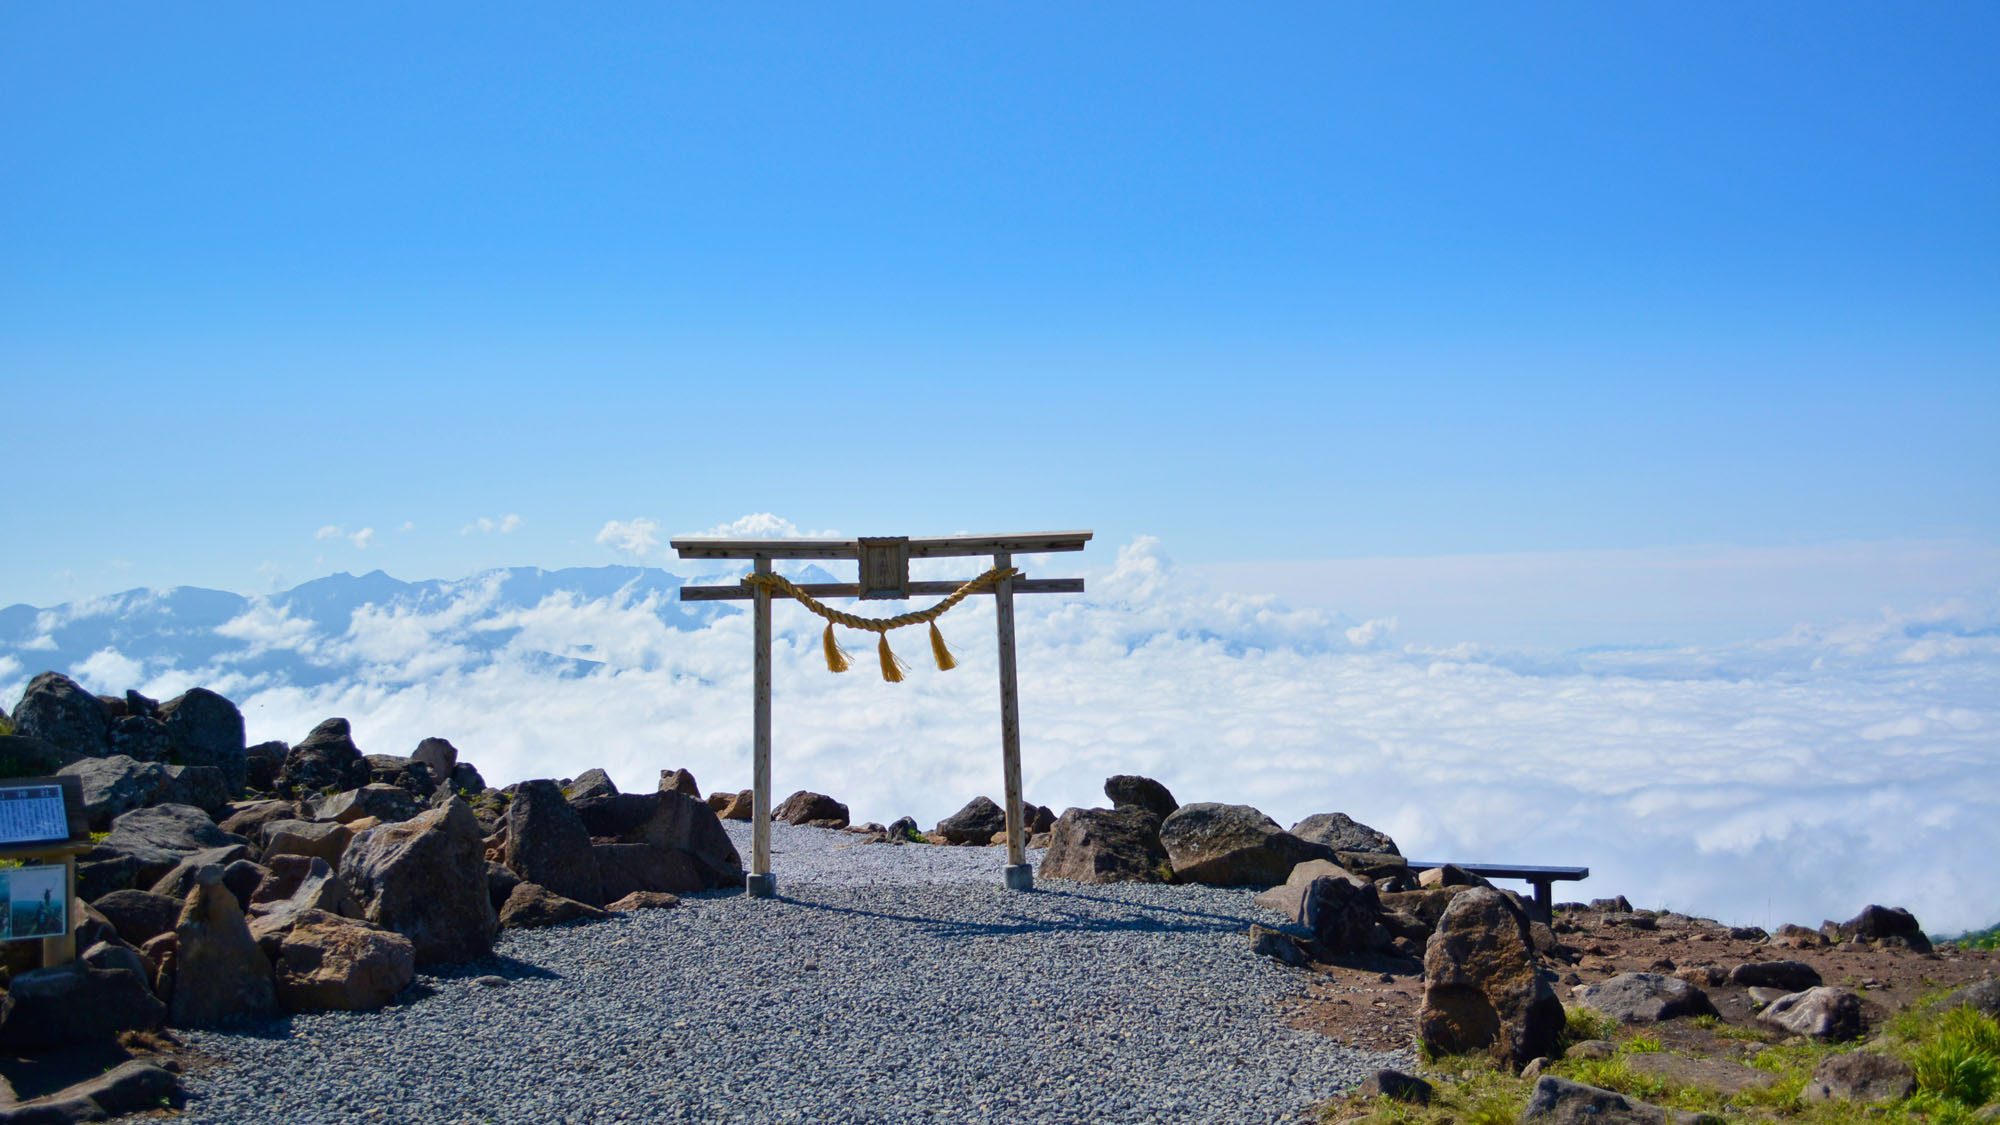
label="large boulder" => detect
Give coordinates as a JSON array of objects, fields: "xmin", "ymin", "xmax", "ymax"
[
  {"xmin": 571, "ymin": 790, "xmax": 743, "ymax": 889},
  {"xmin": 1038, "ymin": 806, "xmax": 1169, "ymax": 884},
  {"xmin": 312, "ymin": 783, "xmax": 421, "ymax": 825},
  {"xmin": 59, "ymin": 754, "xmax": 172, "ymax": 830},
  {"xmin": 365, "ymin": 755, "xmax": 437, "ymax": 801},
  {"xmin": 1758, "ymin": 987, "xmax": 1865, "ymax": 1042},
  {"xmin": 774, "ymin": 790, "xmax": 849, "ymax": 828},
  {"xmin": 718, "ymin": 790, "xmax": 754, "ymax": 820},
  {"xmin": 148, "ymin": 844, "xmax": 255, "ymax": 900},
  {"xmin": 1288, "ymin": 812, "xmax": 1400, "ymax": 855},
  {"xmin": 91, "ymin": 888, "xmax": 184, "ymax": 947},
  {"xmin": 658, "ymin": 768, "xmax": 700, "ymax": 798},
  {"xmin": 340, "ymin": 798, "xmax": 497, "ymax": 965},
  {"xmin": 244, "ymin": 740, "xmax": 286, "ymax": 792},
  {"xmin": 9, "ymin": 671, "xmax": 111, "ymax": 764},
  {"xmin": 411, "ymin": 738, "xmax": 459, "ymax": 793},
  {"xmin": 159, "ymin": 687, "xmax": 247, "ymax": 796},
  {"xmin": 1418, "ymin": 886, "xmax": 1563, "ymax": 1069},
  {"xmin": 567, "ymin": 768, "xmax": 619, "ymax": 801},
  {"xmin": 1103, "ymin": 775, "xmax": 1178, "ymax": 821},
  {"xmin": 1805, "ymin": 1052, "xmax": 1916, "ymax": 1104},
  {"xmin": 163, "ymin": 763, "xmax": 231, "ymax": 818},
  {"xmin": 1831, "ymin": 905, "xmax": 1933, "ymax": 952},
  {"xmin": 1158, "ymin": 803, "xmax": 1335, "ymax": 887},
  {"xmin": 935, "ymin": 796, "xmax": 1008, "ymax": 844},
  {"xmin": 273, "ymin": 914, "xmax": 415, "ymax": 1012},
  {"xmin": 1574, "ymin": 973, "xmax": 1718, "ymax": 1024},
  {"xmin": 1522, "ymin": 1077, "xmax": 1684, "ymax": 1125},
  {"xmin": 250, "ymin": 856, "xmax": 350, "ymax": 931},
  {"xmin": 261, "ymin": 819, "xmax": 355, "ymax": 868},
  {"xmin": 102, "ymin": 803, "xmax": 252, "ymax": 886},
  {"xmin": 594, "ymin": 842, "xmax": 704, "ymax": 899},
  {"xmin": 503, "ymin": 779, "xmax": 605, "ymax": 907},
  {"xmin": 170, "ymin": 867, "xmax": 278, "ymax": 1027},
  {"xmin": 0, "ymin": 733, "xmax": 66, "ymax": 779},
  {"xmin": 107, "ymin": 714, "xmax": 173, "ymax": 761},
  {"xmin": 498, "ymin": 882, "xmax": 612, "ymax": 929},
  {"xmin": 219, "ymin": 798, "xmax": 301, "ymax": 838},
  {"xmin": 1938, "ymin": 978, "xmax": 2000, "ymax": 1018},
  {"xmin": 0, "ymin": 956, "xmax": 166, "ymax": 1049},
  {"xmin": 1728, "ymin": 960, "xmax": 1823, "ymax": 991},
  {"xmin": 277, "ymin": 718, "xmax": 371, "ymax": 797}
]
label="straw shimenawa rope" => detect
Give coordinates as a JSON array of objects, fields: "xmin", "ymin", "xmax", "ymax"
[{"xmin": 741, "ymin": 566, "xmax": 1020, "ymax": 682}]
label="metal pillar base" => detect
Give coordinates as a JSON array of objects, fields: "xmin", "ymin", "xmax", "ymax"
[
  {"xmin": 1003, "ymin": 863, "xmax": 1034, "ymax": 892},
  {"xmin": 746, "ymin": 873, "xmax": 777, "ymax": 898}
]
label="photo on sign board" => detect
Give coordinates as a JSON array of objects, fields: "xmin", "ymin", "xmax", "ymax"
[{"xmin": 1, "ymin": 866, "xmax": 68, "ymax": 941}]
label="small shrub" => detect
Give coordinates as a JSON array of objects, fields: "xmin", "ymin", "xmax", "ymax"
[
  {"xmin": 1560, "ymin": 1007, "xmax": 1617, "ymax": 1050},
  {"xmin": 1909, "ymin": 1007, "xmax": 2000, "ymax": 1106},
  {"xmin": 1621, "ymin": 1034, "xmax": 1664, "ymax": 1054}
]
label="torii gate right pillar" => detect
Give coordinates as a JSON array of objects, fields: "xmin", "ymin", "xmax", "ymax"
[{"xmin": 993, "ymin": 552, "xmax": 1032, "ymax": 890}]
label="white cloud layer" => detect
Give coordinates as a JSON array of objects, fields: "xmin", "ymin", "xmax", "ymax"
[
  {"xmin": 4, "ymin": 535, "xmax": 1995, "ymax": 935},
  {"xmin": 461, "ymin": 515, "xmax": 523, "ymax": 535}
]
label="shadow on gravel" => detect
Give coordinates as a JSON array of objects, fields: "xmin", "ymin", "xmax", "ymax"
[
  {"xmin": 427, "ymin": 953, "xmax": 562, "ymax": 983},
  {"xmin": 774, "ymin": 887, "xmax": 1253, "ymax": 938}
]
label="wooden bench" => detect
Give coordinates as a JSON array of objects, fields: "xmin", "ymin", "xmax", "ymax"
[{"xmin": 1404, "ymin": 861, "xmax": 1589, "ymax": 923}]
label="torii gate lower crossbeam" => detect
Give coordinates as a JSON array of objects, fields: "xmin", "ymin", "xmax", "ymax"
[{"xmin": 673, "ymin": 530, "xmax": 1091, "ymax": 896}]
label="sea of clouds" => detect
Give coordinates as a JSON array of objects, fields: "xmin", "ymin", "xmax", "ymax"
[{"xmin": 3, "ymin": 534, "xmax": 1996, "ymax": 934}]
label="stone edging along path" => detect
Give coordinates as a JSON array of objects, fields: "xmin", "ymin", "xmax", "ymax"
[{"xmin": 174, "ymin": 822, "xmax": 1407, "ymax": 1125}]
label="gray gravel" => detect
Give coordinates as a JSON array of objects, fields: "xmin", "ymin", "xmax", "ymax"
[{"xmin": 177, "ymin": 823, "xmax": 1405, "ymax": 1124}]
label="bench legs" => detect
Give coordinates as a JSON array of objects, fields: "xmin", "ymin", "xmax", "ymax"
[{"xmin": 1529, "ymin": 879, "xmax": 1553, "ymax": 925}]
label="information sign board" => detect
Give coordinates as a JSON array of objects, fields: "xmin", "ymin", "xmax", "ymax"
[
  {"xmin": 0, "ymin": 777, "xmax": 86, "ymax": 848},
  {"xmin": 0, "ymin": 866, "xmax": 67, "ymax": 940}
]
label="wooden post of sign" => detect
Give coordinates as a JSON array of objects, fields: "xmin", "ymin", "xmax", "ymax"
[
  {"xmin": 41, "ymin": 854, "xmax": 77, "ymax": 967},
  {"xmin": 994, "ymin": 551, "xmax": 1033, "ymax": 891},
  {"xmin": 747, "ymin": 556, "xmax": 776, "ymax": 898}
]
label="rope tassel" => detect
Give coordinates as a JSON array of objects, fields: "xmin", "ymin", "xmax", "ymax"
[
  {"xmin": 928, "ymin": 621, "xmax": 956, "ymax": 671},
  {"xmin": 822, "ymin": 623, "xmax": 851, "ymax": 673},
  {"xmin": 877, "ymin": 634, "xmax": 907, "ymax": 682}
]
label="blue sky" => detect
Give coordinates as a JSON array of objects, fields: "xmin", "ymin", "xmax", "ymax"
[{"xmin": 4, "ymin": 4, "xmax": 1996, "ymax": 638}]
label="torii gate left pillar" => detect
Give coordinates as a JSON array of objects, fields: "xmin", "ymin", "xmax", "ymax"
[{"xmin": 673, "ymin": 530, "xmax": 1091, "ymax": 897}]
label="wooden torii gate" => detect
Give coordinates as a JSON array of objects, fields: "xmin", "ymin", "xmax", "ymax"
[{"xmin": 672, "ymin": 530, "xmax": 1091, "ymax": 896}]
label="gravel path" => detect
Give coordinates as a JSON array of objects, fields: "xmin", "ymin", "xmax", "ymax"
[{"xmin": 177, "ymin": 823, "xmax": 1404, "ymax": 1124}]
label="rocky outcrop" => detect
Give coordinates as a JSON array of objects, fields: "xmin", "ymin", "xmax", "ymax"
[
  {"xmin": 1158, "ymin": 803, "xmax": 1334, "ymax": 886},
  {"xmin": 9, "ymin": 671, "xmax": 110, "ymax": 765},
  {"xmin": 171, "ymin": 867, "xmax": 278, "ymax": 1026},
  {"xmin": 775, "ymin": 790, "xmax": 850, "ymax": 828},
  {"xmin": 1103, "ymin": 775, "xmax": 1177, "ymax": 821},
  {"xmin": 1805, "ymin": 1052, "xmax": 1915, "ymax": 1104},
  {"xmin": 1939, "ymin": 978, "xmax": 2000, "ymax": 1018},
  {"xmin": 340, "ymin": 798, "xmax": 497, "ymax": 966},
  {"xmin": 365, "ymin": 754, "xmax": 438, "ymax": 800},
  {"xmin": 244, "ymin": 740, "xmax": 286, "ymax": 792},
  {"xmin": 718, "ymin": 790, "xmax": 754, "ymax": 820},
  {"xmin": 504, "ymin": 779, "xmax": 606, "ymax": 907},
  {"xmin": 1038, "ymin": 806, "xmax": 1169, "ymax": 884},
  {"xmin": 1418, "ymin": 863, "xmax": 1491, "ymax": 889},
  {"xmin": 658, "ymin": 768, "xmax": 700, "ymax": 797},
  {"xmin": 148, "ymin": 844, "xmax": 255, "ymax": 900},
  {"xmin": 220, "ymin": 798, "xmax": 302, "ymax": 838},
  {"xmin": 1830, "ymin": 905, "xmax": 1933, "ymax": 953},
  {"xmin": 498, "ymin": 882, "xmax": 612, "ymax": 929},
  {"xmin": 1758, "ymin": 986, "xmax": 1864, "ymax": 1042},
  {"xmin": 1288, "ymin": 812, "xmax": 1400, "ymax": 856},
  {"xmin": 159, "ymin": 686, "xmax": 248, "ymax": 796},
  {"xmin": 273, "ymin": 914, "xmax": 416, "ymax": 1012},
  {"xmin": 1418, "ymin": 886, "xmax": 1563, "ymax": 1069},
  {"xmin": 1573, "ymin": 972, "xmax": 1717, "ymax": 1023},
  {"xmin": 935, "ymin": 796, "xmax": 1008, "ymax": 844},
  {"xmin": 277, "ymin": 718, "xmax": 372, "ymax": 796}
]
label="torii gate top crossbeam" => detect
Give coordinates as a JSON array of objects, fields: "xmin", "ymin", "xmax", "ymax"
[{"xmin": 668, "ymin": 530, "xmax": 1092, "ymax": 560}]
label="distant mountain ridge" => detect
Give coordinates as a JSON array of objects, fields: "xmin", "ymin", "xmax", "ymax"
[{"xmin": 0, "ymin": 563, "xmax": 836, "ymax": 693}]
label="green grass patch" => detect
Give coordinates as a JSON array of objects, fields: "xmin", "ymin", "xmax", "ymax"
[{"xmin": 1560, "ymin": 1007, "xmax": 1618, "ymax": 1051}]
